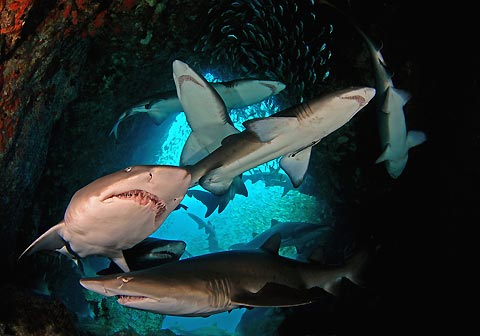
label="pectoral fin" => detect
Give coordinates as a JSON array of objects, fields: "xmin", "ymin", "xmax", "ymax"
[
  {"xmin": 146, "ymin": 109, "xmax": 172, "ymax": 126},
  {"xmin": 375, "ymin": 144, "xmax": 392, "ymax": 163},
  {"xmin": 111, "ymin": 252, "xmax": 130, "ymax": 272},
  {"xmin": 200, "ymin": 169, "xmax": 234, "ymax": 196},
  {"xmin": 406, "ymin": 130, "xmax": 427, "ymax": 149},
  {"xmin": 381, "ymin": 87, "xmax": 411, "ymax": 113},
  {"xmin": 280, "ymin": 146, "xmax": 312, "ymax": 187},
  {"xmin": 180, "ymin": 132, "xmax": 210, "ymax": 166},
  {"xmin": 243, "ymin": 117, "xmax": 298, "ymax": 142},
  {"xmin": 231, "ymin": 282, "xmax": 316, "ymax": 307},
  {"xmin": 18, "ymin": 222, "xmax": 66, "ymax": 260}
]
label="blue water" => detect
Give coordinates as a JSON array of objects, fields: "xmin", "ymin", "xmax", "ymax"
[
  {"xmin": 162, "ymin": 309, "xmax": 247, "ymax": 334},
  {"xmin": 141, "ymin": 98, "xmax": 322, "ymax": 334},
  {"xmin": 72, "ymin": 71, "xmax": 325, "ymax": 335}
]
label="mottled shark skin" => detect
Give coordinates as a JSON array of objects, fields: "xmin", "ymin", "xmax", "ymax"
[
  {"xmin": 109, "ymin": 76, "xmax": 286, "ymax": 139},
  {"xmin": 80, "ymin": 234, "xmax": 368, "ymax": 317},
  {"xmin": 19, "ymin": 165, "xmax": 191, "ymax": 272},
  {"xmin": 186, "ymin": 86, "xmax": 375, "ymax": 195}
]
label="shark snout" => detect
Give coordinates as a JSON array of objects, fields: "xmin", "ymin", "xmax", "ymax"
[
  {"xmin": 80, "ymin": 278, "xmax": 114, "ymax": 296},
  {"xmin": 172, "ymin": 59, "xmax": 189, "ymax": 74},
  {"xmin": 363, "ymin": 87, "xmax": 376, "ymax": 103}
]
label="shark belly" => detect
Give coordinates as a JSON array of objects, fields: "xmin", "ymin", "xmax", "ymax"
[
  {"xmin": 198, "ymin": 132, "xmax": 307, "ymax": 191},
  {"xmin": 64, "ymin": 206, "xmax": 158, "ymax": 257}
]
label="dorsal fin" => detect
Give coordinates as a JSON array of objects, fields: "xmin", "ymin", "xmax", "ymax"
[
  {"xmin": 260, "ymin": 233, "xmax": 281, "ymax": 254},
  {"xmin": 270, "ymin": 219, "xmax": 279, "ymax": 228}
]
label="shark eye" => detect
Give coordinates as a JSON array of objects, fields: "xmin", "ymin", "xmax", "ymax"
[
  {"xmin": 124, "ymin": 167, "xmax": 132, "ymax": 172},
  {"xmin": 149, "ymin": 172, "xmax": 153, "ymax": 180}
]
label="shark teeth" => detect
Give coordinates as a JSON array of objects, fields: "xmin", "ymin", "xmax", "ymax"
[
  {"xmin": 117, "ymin": 295, "xmax": 147, "ymax": 304},
  {"xmin": 114, "ymin": 190, "xmax": 166, "ymax": 218}
]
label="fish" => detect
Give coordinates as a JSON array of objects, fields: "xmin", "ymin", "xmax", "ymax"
[
  {"xmin": 194, "ymin": 0, "xmax": 333, "ymax": 101},
  {"xmin": 317, "ymin": 0, "xmax": 427, "ymax": 178},
  {"xmin": 19, "ymin": 165, "xmax": 191, "ymax": 272},
  {"xmin": 109, "ymin": 92, "xmax": 184, "ymax": 139},
  {"xmin": 186, "ymin": 213, "xmax": 221, "ymax": 252},
  {"xmin": 79, "ymin": 233, "xmax": 368, "ymax": 317},
  {"xmin": 96, "ymin": 237, "xmax": 187, "ymax": 275},
  {"xmin": 361, "ymin": 33, "xmax": 426, "ymax": 178},
  {"xmin": 172, "ymin": 60, "xmax": 249, "ymax": 214},
  {"xmin": 172, "ymin": 59, "xmax": 240, "ymax": 166},
  {"xmin": 186, "ymin": 85, "xmax": 376, "ymax": 195},
  {"xmin": 229, "ymin": 219, "xmax": 333, "ymax": 261},
  {"xmin": 185, "ymin": 189, "xmax": 232, "ymax": 217},
  {"xmin": 110, "ymin": 77, "xmax": 286, "ymax": 139}
]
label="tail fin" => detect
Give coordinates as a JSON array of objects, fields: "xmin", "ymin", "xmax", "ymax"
[
  {"xmin": 191, "ymin": 175, "xmax": 248, "ymax": 217},
  {"xmin": 319, "ymin": 244, "xmax": 371, "ymax": 296}
]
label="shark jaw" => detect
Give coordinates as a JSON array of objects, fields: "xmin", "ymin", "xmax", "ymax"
[
  {"xmin": 108, "ymin": 189, "xmax": 167, "ymax": 221},
  {"xmin": 19, "ymin": 165, "xmax": 191, "ymax": 273}
]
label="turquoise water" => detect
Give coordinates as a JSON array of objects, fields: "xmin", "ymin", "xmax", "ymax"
[{"xmin": 76, "ymin": 72, "xmax": 326, "ymax": 335}]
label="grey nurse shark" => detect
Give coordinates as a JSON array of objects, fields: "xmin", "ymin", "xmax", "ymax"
[
  {"xmin": 96, "ymin": 237, "xmax": 187, "ymax": 275},
  {"xmin": 109, "ymin": 76, "xmax": 286, "ymax": 139},
  {"xmin": 229, "ymin": 219, "xmax": 333, "ymax": 261},
  {"xmin": 359, "ymin": 30, "xmax": 426, "ymax": 178},
  {"xmin": 19, "ymin": 165, "xmax": 191, "ymax": 272},
  {"xmin": 176, "ymin": 61, "xmax": 376, "ymax": 194},
  {"xmin": 80, "ymin": 234, "xmax": 368, "ymax": 317},
  {"xmin": 317, "ymin": 0, "xmax": 426, "ymax": 178}
]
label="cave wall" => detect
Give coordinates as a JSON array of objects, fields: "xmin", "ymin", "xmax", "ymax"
[
  {"xmin": 0, "ymin": 0, "xmax": 470, "ymax": 334},
  {"xmin": 0, "ymin": 0, "xmax": 212, "ymax": 269}
]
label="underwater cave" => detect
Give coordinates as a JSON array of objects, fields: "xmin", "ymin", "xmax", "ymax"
[{"xmin": 0, "ymin": 0, "xmax": 470, "ymax": 335}]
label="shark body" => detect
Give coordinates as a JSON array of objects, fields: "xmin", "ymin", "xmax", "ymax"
[
  {"xmin": 96, "ymin": 237, "xmax": 187, "ymax": 275},
  {"xmin": 184, "ymin": 85, "xmax": 375, "ymax": 195},
  {"xmin": 172, "ymin": 60, "xmax": 254, "ymax": 214},
  {"xmin": 360, "ymin": 32, "xmax": 426, "ymax": 178},
  {"xmin": 110, "ymin": 77, "xmax": 286, "ymax": 139},
  {"xmin": 80, "ymin": 234, "xmax": 368, "ymax": 317},
  {"xmin": 19, "ymin": 165, "xmax": 191, "ymax": 272},
  {"xmin": 316, "ymin": 0, "xmax": 426, "ymax": 178},
  {"xmin": 229, "ymin": 219, "xmax": 332, "ymax": 261}
]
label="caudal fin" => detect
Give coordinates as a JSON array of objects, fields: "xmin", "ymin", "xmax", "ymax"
[
  {"xmin": 188, "ymin": 176, "xmax": 248, "ymax": 217},
  {"xmin": 18, "ymin": 222, "xmax": 66, "ymax": 261}
]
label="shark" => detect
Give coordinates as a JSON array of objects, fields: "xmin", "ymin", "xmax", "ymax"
[
  {"xmin": 316, "ymin": 0, "xmax": 426, "ymax": 178},
  {"xmin": 79, "ymin": 234, "xmax": 368, "ymax": 317},
  {"xmin": 187, "ymin": 212, "xmax": 221, "ymax": 252},
  {"xmin": 96, "ymin": 237, "xmax": 187, "ymax": 275},
  {"xmin": 229, "ymin": 219, "xmax": 333, "ymax": 261},
  {"xmin": 19, "ymin": 165, "xmax": 191, "ymax": 272},
  {"xmin": 110, "ymin": 78, "xmax": 286, "ymax": 139},
  {"xmin": 182, "ymin": 82, "xmax": 376, "ymax": 195},
  {"xmin": 360, "ymin": 31, "xmax": 427, "ymax": 178},
  {"xmin": 172, "ymin": 59, "xmax": 250, "ymax": 214}
]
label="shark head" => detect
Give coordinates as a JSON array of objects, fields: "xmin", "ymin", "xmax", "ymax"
[
  {"xmin": 318, "ymin": 86, "xmax": 376, "ymax": 122},
  {"xmin": 96, "ymin": 238, "xmax": 187, "ymax": 275},
  {"xmin": 62, "ymin": 165, "xmax": 191, "ymax": 259},
  {"xmin": 294, "ymin": 86, "xmax": 376, "ymax": 139},
  {"xmin": 80, "ymin": 269, "xmax": 212, "ymax": 315},
  {"xmin": 128, "ymin": 238, "xmax": 187, "ymax": 264}
]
